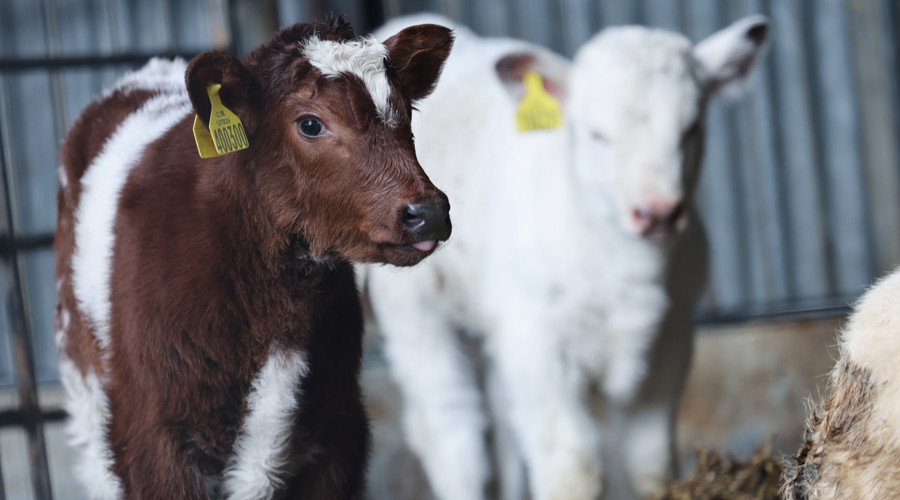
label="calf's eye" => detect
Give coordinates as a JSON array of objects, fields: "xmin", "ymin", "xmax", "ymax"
[{"xmin": 299, "ymin": 117, "xmax": 324, "ymax": 137}]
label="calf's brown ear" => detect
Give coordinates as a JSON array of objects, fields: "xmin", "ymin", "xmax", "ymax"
[
  {"xmin": 383, "ymin": 24, "xmax": 454, "ymax": 101},
  {"xmin": 495, "ymin": 49, "xmax": 570, "ymax": 104},
  {"xmin": 186, "ymin": 50, "xmax": 262, "ymax": 129}
]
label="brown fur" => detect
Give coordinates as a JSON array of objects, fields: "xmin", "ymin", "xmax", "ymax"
[
  {"xmin": 782, "ymin": 358, "xmax": 899, "ymax": 499},
  {"xmin": 56, "ymin": 18, "xmax": 453, "ymax": 499},
  {"xmin": 783, "ymin": 268, "xmax": 900, "ymax": 500}
]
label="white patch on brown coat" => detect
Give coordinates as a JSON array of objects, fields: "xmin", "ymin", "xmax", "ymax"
[{"xmin": 302, "ymin": 35, "xmax": 397, "ymax": 125}]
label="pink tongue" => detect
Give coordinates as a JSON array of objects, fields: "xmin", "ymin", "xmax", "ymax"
[{"xmin": 412, "ymin": 240, "xmax": 436, "ymax": 252}]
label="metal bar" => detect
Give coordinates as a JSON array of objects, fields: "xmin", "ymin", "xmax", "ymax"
[
  {"xmin": 0, "ymin": 120, "xmax": 53, "ymax": 500},
  {"xmin": 0, "ymin": 25, "xmax": 12, "ymax": 499},
  {"xmin": 0, "ymin": 51, "xmax": 203, "ymax": 71},
  {"xmin": 0, "ymin": 233, "xmax": 54, "ymax": 256},
  {"xmin": 0, "ymin": 438, "xmax": 5, "ymax": 500},
  {"xmin": 0, "ymin": 408, "xmax": 68, "ymax": 428},
  {"xmin": 0, "ymin": 408, "xmax": 67, "ymax": 427},
  {"xmin": 42, "ymin": 0, "xmax": 68, "ymax": 142},
  {"xmin": 694, "ymin": 299, "xmax": 853, "ymax": 327}
]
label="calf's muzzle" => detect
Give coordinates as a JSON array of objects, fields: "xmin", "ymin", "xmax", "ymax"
[
  {"xmin": 631, "ymin": 200, "xmax": 687, "ymax": 241},
  {"xmin": 400, "ymin": 200, "xmax": 452, "ymax": 242}
]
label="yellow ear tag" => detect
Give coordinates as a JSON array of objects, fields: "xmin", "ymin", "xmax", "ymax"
[
  {"xmin": 515, "ymin": 71, "xmax": 562, "ymax": 132},
  {"xmin": 192, "ymin": 115, "xmax": 219, "ymax": 158},
  {"xmin": 192, "ymin": 83, "xmax": 249, "ymax": 158}
]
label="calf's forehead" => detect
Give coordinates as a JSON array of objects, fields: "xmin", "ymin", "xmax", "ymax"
[
  {"xmin": 570, "ymin": 28, "xmax": 702, "ymax": 133},
  {"xmin": 301, "ymin": 35, "xmax": 397, "ymax": 125}
]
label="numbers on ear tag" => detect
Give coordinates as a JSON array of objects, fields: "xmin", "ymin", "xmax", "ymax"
[{"xmin": 192, "ymin": 83, "xmax": 249, "ymax": 158}]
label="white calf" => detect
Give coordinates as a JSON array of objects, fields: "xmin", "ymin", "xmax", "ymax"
[{"xmin": 370, "ymin": 14, "xmax": 768, "ymax": 500}]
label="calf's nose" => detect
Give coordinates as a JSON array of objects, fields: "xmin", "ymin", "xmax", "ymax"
[
  {"xmin": 400, "ymin": 200, "xmax": 452, "ymax": 241},
  {"xmin": 631, "ymin": 200, "xmax": 686, "ymax": 239}
]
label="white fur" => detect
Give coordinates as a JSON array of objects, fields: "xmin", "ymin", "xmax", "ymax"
[
  {"xmin": 223, "ymin": 347, "xmax": 310, "ymax": 499},
  {"xmin": 56, "ymin": 308, "xmax": 71, "ymax": 347},
  {"xmin": 784, "ymin": 266, "xmax": 900, "ymax": 499},
  {"xmin": 58, "ymin": 164, "xmax": 68, "ymax": 190},
  {"xmin": 105, "ymin": 57, "xmax": 188, "ymax": 97},
  {"xmin": 302, "ymin": 35, "xmax": 396, "ymax": 125},
  {"xmin": 693, "ymin": 15, "xmax": 769, "ymax": 97},
  {"xmin": 840, "ymin": 268, "xmax": 900, "ymax": 448},
  {"xmin": 369, "ymin": 15, "xmax": 767, "ymax": 500},
  {"xmin": 63, "ymin": 59, "xmax": 192, "ymax": 500},
  {"xmin": 71, "ymin": 60, "xmax": 191, "ymax": 352},
  {"xmin": 59, "ymin": 357, "xmax": 124, "ymax": 499}
]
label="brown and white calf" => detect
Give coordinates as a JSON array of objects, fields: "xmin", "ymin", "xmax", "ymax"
[{"xmin": 54, "ymin": 19, "xmax": 452, "ymax": 499}]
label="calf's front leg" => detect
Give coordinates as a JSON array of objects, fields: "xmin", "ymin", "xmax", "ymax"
[{"xmin": 492, "ymin": 315, "xmax": 602, "ymax": 500}]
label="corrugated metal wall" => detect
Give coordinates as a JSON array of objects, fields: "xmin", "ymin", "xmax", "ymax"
[
  {"xmin": 0, "ymin": 0, "xmax": 228, "ymax": 389},
  {"xmin": 1, "ymin": 0, "xmax": 899, "ymax": 378}
]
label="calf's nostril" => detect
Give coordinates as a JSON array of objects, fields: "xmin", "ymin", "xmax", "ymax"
[
  {"xmin": 399, "ymin": 201, "xmax": 452, "ymax": 240},
  {"xmin": 632, "ymin": 207, "xmax": 651, "ymax": 222},
  {"xmin": 401, "ymin": 205, "xmax": 426, "ymax": 229}
]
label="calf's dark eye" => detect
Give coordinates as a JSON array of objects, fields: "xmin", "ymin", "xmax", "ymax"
[{"xmin": 299, "ymin": 118, "xmax": 324, "ymax": 137}]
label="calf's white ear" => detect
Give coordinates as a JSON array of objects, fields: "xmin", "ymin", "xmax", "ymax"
[
  {"xmin": 495, "ymin": 49, "xmax": 571, "ymax": 103},
  {"xmin": 693, "ymin": 15, "xmax": 769, "ymax": 96}
]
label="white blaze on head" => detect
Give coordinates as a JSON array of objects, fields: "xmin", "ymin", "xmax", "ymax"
[{"xmin": 302, "ymin": 34, "xmax": 397, "ymax": 125}]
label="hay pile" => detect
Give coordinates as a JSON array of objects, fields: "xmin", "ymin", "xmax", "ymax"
[{"xmin": 656, "ymin": 446, "xmax": 784, "ymax": 500}]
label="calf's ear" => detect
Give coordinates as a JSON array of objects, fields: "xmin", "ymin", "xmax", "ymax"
[
  {"xmin": 383, "ymin": 24, "xmax": 454, "ymax": 101},
  {"xmin": 186, "ymin": 50, "xmax": 262, "ymax": 129},
  {"xmin": 495, "ymin": 49, "xmax": 570, "ymax": 104},
  {"xmin": 693, "ymin": 15, "xmax": 769, "ymax": 96}
]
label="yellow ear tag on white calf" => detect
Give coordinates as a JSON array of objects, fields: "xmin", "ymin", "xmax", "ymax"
[
  {"xmin": 515, "ymin": 71, "xmax": 562, "ymax": 132},
  {"xmin": 192, "ymin": 83, "xmax": 249, "ymax": 158}
]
